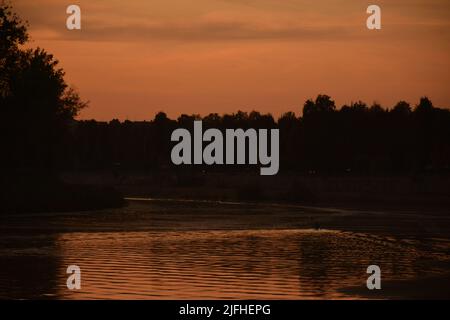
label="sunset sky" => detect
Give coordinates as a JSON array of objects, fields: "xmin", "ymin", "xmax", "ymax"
[{"xmin": 15, "ymin": 0, "xmax": 450, "ymax": 120}]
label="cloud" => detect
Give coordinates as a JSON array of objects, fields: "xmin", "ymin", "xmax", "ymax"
[
  {"xmin": 13, "ymin": 0, "xmax": 450, "ymax": 44},
  {"xmin": 14, "ymin": 0, "xmax": 360, "ymax": 43},
  {"xmin": 70, "ymin": 18, "xmax": 357, "ymax": 43}
]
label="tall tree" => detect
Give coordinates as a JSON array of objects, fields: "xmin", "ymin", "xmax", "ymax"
[{"xmin": 0, "ymin": 3, "xmax": 87, "ymax": 170}]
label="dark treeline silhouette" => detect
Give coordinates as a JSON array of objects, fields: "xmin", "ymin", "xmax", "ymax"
[{"xmin": 58, "ymin": 95, "xmax": 450, "ymax": 175}]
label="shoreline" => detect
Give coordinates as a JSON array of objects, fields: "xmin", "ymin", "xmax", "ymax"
[
  {"xmin": 122, "ymin": 192, "xmax": 450, "ymax": 216},
  {"xmin": 60, "ymin": 170, "xmax": 450, "ymax": 214},
  {"xmin": 1, "ymin": 177, "xmax": 125, "ymax": 215}
]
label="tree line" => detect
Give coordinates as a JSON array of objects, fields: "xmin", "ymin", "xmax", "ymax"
[{"xmin": 62, "ymin": 95, "xmax": 450, "ymax": 175}]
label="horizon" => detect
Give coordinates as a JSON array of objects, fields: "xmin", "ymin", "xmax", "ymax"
[
  {"xmin": 73, "ymin": 95, "xmax": 448, "ymax": 123},
  {"xmin": 14, "ymin": 0, "xmax": 450, "ymax": 121}
]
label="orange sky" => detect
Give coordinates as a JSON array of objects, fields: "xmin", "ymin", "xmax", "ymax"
[{"xmin": 15, "ymin": 0, "xmax": 450, "ymax": 120}]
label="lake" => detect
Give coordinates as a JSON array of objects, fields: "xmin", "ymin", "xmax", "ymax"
[{"xmin": 1, "ymin": 199, "xmax": 449, "ymax": 299}]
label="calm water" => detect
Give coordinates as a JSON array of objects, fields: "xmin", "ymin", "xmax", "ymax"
[{"xmin": 1, "ymin": 200, "xmax": 449, "ymax": 299}]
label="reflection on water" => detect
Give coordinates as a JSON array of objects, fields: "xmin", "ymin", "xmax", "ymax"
[
  {"xmin": 54, "ymin": 230, "xmax": 436, "ymax": 299},
  {"xmin": 0, "ymin": 201, "xmax": 449, "ymax": 299}
]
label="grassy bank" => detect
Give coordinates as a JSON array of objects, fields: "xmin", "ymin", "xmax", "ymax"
[
  {"xmin": 61, "ymin": 170, "xmax": 450, "ymax": 212},
  {"xmin": 1, "ymin": 172, "xmax": 125, "ymax": 214}
]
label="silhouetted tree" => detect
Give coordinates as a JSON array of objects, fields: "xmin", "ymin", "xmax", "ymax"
[
  {"xmin": 303, "ymin": 94, "xmax": 336, "ymax": 118},
  {"xmin": 0, "ymin": 4, "xmax": 86, "ymax": 170},
  {"xmin": 392, "ymin": 101, "xmax": 411, "ymax": 116},
  {"xmin": 0, "ymin": 2, "xmax": 27, "ymax": 97}
]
